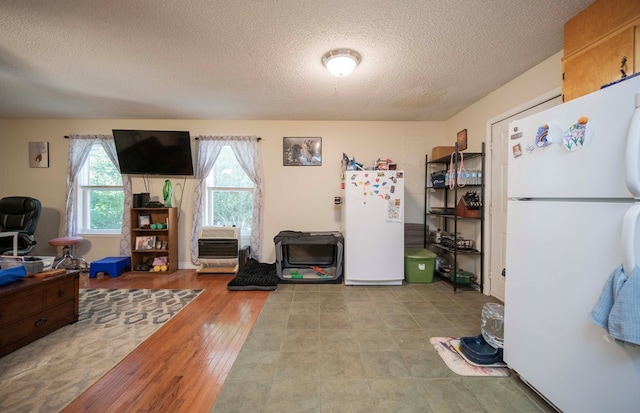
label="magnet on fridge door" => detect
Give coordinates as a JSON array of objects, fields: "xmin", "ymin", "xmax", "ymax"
[
  {"xmin": 535, "ymin": 124, "xmax": 552, "ymax": 147},
  {"xmin": 512, "ymin": 143, "xmax": 522, "ymax": 158},
  {"xmin": 526, "ymin": 144, "xmax": 535, "ymax": 154},
  {"xmin": 563, "ymin": 116, "xmax": 593, "ymax": 152}
]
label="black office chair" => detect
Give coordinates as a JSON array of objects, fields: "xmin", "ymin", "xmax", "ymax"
[{"xmin": 0, "ymin": 196, "xmax": 42, "ymax": 256}]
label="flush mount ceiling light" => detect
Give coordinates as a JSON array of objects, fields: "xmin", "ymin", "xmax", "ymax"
[{"xmin": 322, "ymin": 49, "xmax": 361, "ymax": 77}]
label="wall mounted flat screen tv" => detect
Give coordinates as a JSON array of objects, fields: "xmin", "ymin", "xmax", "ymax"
[{"xmin": 113, "ymin": 129, "xmax": 194, "ymax": 175}]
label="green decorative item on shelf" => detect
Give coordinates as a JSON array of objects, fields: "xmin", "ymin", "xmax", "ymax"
[{"xmin": 163, "ymin": 179, "xmax": 172, "ymax": 207}]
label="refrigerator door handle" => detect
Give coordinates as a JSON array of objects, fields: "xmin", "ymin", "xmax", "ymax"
[
  {"xmin": 622, "ymin": 204, "xmax": 640, "ymax": 274},
  {"xmin": 625, "ymin": 92, "xmax": 640, "ymax": 198}
]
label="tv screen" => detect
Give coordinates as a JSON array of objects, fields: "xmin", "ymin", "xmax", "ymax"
[{"xmin": 112, "ymin": 129, "xmax": 194, "ymax": 175}]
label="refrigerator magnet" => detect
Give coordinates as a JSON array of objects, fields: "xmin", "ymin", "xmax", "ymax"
[
  {"xmin": 525, "ymin": 144, "xmax": 535, "ymax": 154},
  {"xmin": 512, "ymin": 143, "xmax": 523, "ymax": 158},
  {"xmin": 535, "ymin": 124, "xmax": 552, "ymax": 147},
  {"xmin": 563, "ymin": 117, "xmax": 593, "ymax": 151}
]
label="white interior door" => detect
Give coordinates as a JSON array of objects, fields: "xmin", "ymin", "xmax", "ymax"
[{"xmin": 489, "ymin": 96, "xmax": 561, "ymax": 300}]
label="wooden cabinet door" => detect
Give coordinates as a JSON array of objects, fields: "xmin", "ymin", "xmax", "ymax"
[{"xmin": 562, "ymin": 28, "xmax": 634, "ymax": 102}]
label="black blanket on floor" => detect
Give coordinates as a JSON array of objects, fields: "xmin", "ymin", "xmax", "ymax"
[{"xmin": 227, "ymin": 259, "xmax": 278, "ymax": 291}]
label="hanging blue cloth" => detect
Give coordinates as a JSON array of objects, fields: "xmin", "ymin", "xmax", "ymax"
[{"xmin": 590, "ymin": 265, "xmax": 640, "ymax": 345}]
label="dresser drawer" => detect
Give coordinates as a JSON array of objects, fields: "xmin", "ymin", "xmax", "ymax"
[
  {"xmin": 0, "ymin": 300, "xmax": 76, "ymax": 348},
  {"xmin": 44, "ymin": 277, "xmax": 76, "ymax": 307},
  {"xmin": 0, "ymin": 290, "xmax": 44, "ymax": 328}
]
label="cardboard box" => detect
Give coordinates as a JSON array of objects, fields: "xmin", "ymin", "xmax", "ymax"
[{"xmin": 431, "ymin": 146, "xmax": 455, "ymax": 161}]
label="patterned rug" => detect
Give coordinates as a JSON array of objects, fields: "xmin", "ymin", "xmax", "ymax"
[{"xmin": 0, "ymin": 288, "xmax": 203, "ymax": 413}]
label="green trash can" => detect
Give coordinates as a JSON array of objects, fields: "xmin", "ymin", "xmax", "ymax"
[{"xmin": 404, "ymin": 248, "xmax": 437, "ymax": 283}]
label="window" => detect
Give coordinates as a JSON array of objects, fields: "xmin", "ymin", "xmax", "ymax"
[
  {"xmin": 76, "ymin": 143, "xmax": 124, "ymax": 234},
  {"xmin": 204, "ymin": 145, "xmax": 254, "ymax": 244}
]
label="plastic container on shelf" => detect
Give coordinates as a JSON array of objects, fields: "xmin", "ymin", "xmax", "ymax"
[
  {"xmin": 450, "ymin": 270, "xmax": 474, "ymax": 285},
  {"xmin": 481, "ymin": 302, "xmax": 504, "ymax": 349}
]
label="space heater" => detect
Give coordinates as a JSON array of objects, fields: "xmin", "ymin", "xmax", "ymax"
[{"xmin": 197, "ymin": 226, "xmax": 240, "ymax": 273}]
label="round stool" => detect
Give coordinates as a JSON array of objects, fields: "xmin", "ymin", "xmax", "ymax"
[{"xmin": 49, "ymin": 236, "xmax": 88, "ymax": 271}]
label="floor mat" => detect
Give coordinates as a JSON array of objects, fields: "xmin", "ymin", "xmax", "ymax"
[
  {"xmin": 429, "ymin": 336, "xmax": 510, "ymax": 377},
  {"xmin": 227, "ymin": 259, "xmax": 278, "ymax": 291}
]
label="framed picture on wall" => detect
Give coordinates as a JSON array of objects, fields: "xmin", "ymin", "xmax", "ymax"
[
  {"xmin": 28, "ymin": 142, "xmax": 49, "ymax": 168},
  {"xmin": 283, "ymin": 137, "xmax": 322, "ymax": 166},
  {"xmin": 457, "ymin": 129, "xmax": 468, "ymax": 151}
]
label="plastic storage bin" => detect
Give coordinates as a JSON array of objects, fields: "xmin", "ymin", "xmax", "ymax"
[
  {"xmin": 0, "ymin": 256, "xmax": 44, "ymax": 274},
  {"xmin": 404, "ymin": 248, "xmax": 436, "ymax": 283}
]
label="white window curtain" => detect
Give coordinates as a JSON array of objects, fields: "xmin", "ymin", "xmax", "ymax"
[
  {"xmin": 191, "ymin": 135, "xmax": 264, "ymax": 263},
  {"xmin": 65, "ymin": 134, "xmax": 132, "ymax": 255}
]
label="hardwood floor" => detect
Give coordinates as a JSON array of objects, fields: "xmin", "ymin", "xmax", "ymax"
[{"xmin": 62, "ymin": 270, "xmax": 269, "ymax": 413}]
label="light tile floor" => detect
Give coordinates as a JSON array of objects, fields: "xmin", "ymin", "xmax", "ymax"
[{"xmin": 211, "ymin": 279, "xmax": 556, "ymax": 413}]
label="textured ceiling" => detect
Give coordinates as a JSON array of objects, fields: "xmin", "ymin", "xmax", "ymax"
[{"xmin": 0, "ymin": 0, "xmax": 594, "ymax": 121}]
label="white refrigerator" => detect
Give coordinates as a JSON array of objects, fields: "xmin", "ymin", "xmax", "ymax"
[
  {"xmin": 505, "ymin": 75, "xmax": 640, "ymax": 413},
  {"xmin": 341, "ymin": 170, "xmax": 404, "ymax": 285}
]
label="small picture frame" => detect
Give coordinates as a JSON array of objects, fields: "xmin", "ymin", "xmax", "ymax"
[
  {"xmin": 29, "ymin": 142, "xmax": 49, "ymax": 168},
  {"xmin": 138, "ymin": 215, "xmax": 151, "ymax": 229},
  {"xmin": 161, "ymin": 240, "xmax": 168, "ymax": 250},
  {"xmin": 457, "ymin": 129, "xmax": 468, "ymax": 151},
  {"xmin": 283, "ymin": 137, "xmax": 322, "ymax": 166},
  {"xmin": 135, "ymin": 235, "xmax": 156, "ymax": 250}
]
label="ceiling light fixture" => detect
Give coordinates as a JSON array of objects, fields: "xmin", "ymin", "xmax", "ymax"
[{"xmin": 322, "ymin": 49, "xmax": 361, "ymax": 77}]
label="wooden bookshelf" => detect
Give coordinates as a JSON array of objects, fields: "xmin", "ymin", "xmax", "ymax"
[{"xmin": 130, "ymin": 207, "xmax": 178, "ymax": 273}]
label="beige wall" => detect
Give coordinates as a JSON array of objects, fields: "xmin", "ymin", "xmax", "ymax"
[
  {"xmin": 446, "ymin": 51, "xmax": 563, "ymax": 146},
  {"xmin": 0, "ymin": 120, "xmax": 446, "ymax": 265},
  {"xmin": 0, "ymin": 51, "xmax": 563, "ymax": 270}
]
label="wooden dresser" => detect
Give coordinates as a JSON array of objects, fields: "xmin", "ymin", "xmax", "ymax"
[{"xmin": 0, "ymin": 271, "xmax": 79, "ymax": 358}]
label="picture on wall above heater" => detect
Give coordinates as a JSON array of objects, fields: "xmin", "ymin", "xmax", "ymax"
[{"xmin": 283, "ymin": 137, "xmax": 322, "ymax": 166}]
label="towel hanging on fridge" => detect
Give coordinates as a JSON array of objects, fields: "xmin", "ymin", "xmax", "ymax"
[{"xmin": 590, "ymin": 265, "xmax": 640, "ymax": 345}]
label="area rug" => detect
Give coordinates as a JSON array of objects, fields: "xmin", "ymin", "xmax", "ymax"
[
  {"xmin": 430, "ymin": 336, "xmax": 510, "ymax": 377},
  {"xmin": 0, "ymin": 288, "xmax": 203, "ymax": 413}
]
